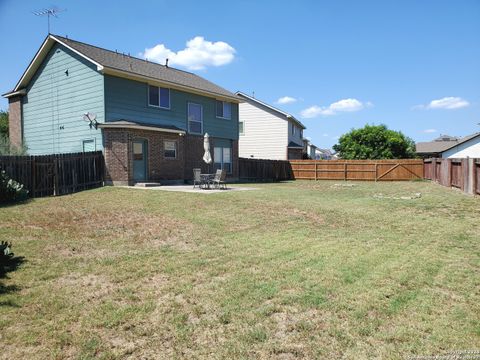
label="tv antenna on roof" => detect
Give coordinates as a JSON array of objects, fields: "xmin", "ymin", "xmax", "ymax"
[{"xmin": 33, "ymin": 7, "xmax": 66, "ymax": 34}]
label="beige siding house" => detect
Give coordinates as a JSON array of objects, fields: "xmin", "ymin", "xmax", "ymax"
[{"xmin": 236, "ymin": 92, "xmax": 306, "ymax": 160}]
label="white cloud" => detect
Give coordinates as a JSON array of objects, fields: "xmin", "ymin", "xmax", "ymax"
[
  {"xmin": 276, "ymin": 96, "xmax": 297, "ymax": 104},
  {"xmin": 140, "ymin": 36, "xmax": 236, "ymax": 71},
  {"xmin": 415, "ymin": 97, "xmax": 469, "ymax": 110},
  {"xmin": 423, "ymin": 129, "xmax": 437, "ymax": 133},
  {"xmin": 301, "ymin": 105, "xmax": 324, "ymax": 118},
  {"xmin": 300, "ymin": 98, "xmax": 370, "ymax": 118}
]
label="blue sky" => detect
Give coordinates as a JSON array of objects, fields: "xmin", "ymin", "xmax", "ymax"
[{"xmin": 1, "ymin": 0, "xmax": 479, "ymax": 148}]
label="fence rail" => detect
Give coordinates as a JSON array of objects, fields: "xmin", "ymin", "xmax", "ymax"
[
  {"xmin": 424, "ymin": 158, "xmax": 479, "ymax": 195},
  {"xmin": 290, "ymin": 159, "xmax": 424, "ymax": 181},
  {"xmin": 0, "ymin": 151, "xmax": 104, "ymax": 198},
  {"xmin": 239, "ymin": 158, "xmax": 293, "ymax": 181}
]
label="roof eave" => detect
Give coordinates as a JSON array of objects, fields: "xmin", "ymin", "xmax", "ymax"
[
  {"xmin": 440, "ymin": 133, "xmax": 480, "ymax": 152},
  {"xmin": 102, "ymin": 67, "xmax": 241, "ymax": 103},
  {"xmin": 11, "ymin": 35, "xmax": 104, "ymax": 94},
  {"xmin": 2, "ymin": 89, "xmax": 27, "ymax": 98},
  {"xmin": 98, "ymin": 122, "xmax": 186, "ymax": 134}
]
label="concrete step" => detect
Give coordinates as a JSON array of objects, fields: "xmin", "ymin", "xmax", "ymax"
[{"xmin": 134, "ymin": 182, "xmax": 161, "ymax": 187}]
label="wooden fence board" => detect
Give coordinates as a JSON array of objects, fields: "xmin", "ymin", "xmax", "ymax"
[
  {"xmin": 239, "ymin": 158, "xmax": 293, "ymax": 182},
  {"xmin": 424, "ymin": 157, "xmax": 480, "ymax": 196},
  {"xmin": 0, "ymin": 151, "xmax": 104, "ymax": 198},
  {"xmin": 475, "ymin": 160, "xmax": 480, "ymax": 195}
]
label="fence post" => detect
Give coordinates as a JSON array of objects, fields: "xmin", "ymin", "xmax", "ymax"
[
  {"xmin": 315, "ymin": 162, "xmax": 317, "ymax": 181},
  {"xmin": 344, "ymin": 163, "xmax": 347, "ymax": 181},
  {"xmin": 54, "ymin": 157, "xmax": 59, "ymax": 196},
  {"xmin": 31, "ymin": 156, "xmax": 36, "ymax": 197},
  {"xmin": 375, "ymin": 163, "xmax": 378, "ymax": 182},
  {"xmin": 447, "ymin": 159, "xmax": 452, "ymax": 188}
]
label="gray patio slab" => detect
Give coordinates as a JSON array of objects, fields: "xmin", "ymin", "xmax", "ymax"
[{"xmin": 120, "ymin": 185, "xmax": 259, "ymax": 194}]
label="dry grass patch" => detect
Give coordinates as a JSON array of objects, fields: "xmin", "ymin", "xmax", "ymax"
[{"xmin": 0, "ymin": 182, "xmax": 479, "ymax": 359}]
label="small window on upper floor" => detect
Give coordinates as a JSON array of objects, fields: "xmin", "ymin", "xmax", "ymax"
[
  {"xmin": 148, "ymin": 85, "xmax": 170, "ymax": 109},
  {"xmin": 239, "ymin": 121, "xmax": 244, "ymax": 135},
  {"xmin": 216, "ymin": 100, "xmax": 231, "ymax": 120},
  {"xmin": 291, "ymin": 124, "xmax": 296, "ymax": 136}
]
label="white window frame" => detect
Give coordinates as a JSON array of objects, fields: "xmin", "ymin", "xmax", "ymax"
[
  {"xmin": 292, "ymin": 124, "xmax": 296, "ymax": 136},
  {"xmin": 148, "ymin": 85, "xmax": 171, "ymax": 109},
  {"xmin": 239, "ymin": 121, "xmax": 245, "ymax": 135},
  {"xmin": 164, "ymin": 140, "xmax": 177, "ymax": 160},
  {"xmin": 82, "ymin": 138, "xmax": 96, "ymax": 152},
  {"xmin": 216, "ymin": 100, "xmax": 231, "ymax": 120},
  {"xmin": 187, "ymin": 102, "xmax": 203, "ymax": 134}
]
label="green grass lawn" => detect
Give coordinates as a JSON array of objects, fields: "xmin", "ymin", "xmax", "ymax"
[{"xmin": 0, "ymin": 181, "xmax": 479, "ymax": 359}]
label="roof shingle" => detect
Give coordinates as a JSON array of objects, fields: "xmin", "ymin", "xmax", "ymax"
[{"xmin": 52, "ymin": 35, "xmax": 239, "ymax": 101}]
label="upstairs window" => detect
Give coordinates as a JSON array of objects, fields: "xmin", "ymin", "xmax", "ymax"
[
  {"xmin": 188, "ymin": 102, "xmax": 203, "ymax": 134},
  {"xmin": 216, "ymin": 100, "xmax": 231, "ymax": 119},
  {"xmin": 148, "ymin": 85, "xmax": 170, "ymax": 109},
  {"xmin": 291, "ymin": 124, "xmax": 296, "ymax": 135}
]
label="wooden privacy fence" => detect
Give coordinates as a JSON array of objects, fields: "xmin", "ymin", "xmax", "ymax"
[
  {"xmin": 239, "ymin": 157, "xmax": 293, "ymax": 181},
  {"xmin": 424, "ymin": 158, "xmax": 479, "ymax": 195},
  {"xmin": 0, "ymin": 151, "xmax": 104, "ymax": 198},
  {"xmin": 290, "ymin": 159, "xmax": 424, "ymax": 181}
]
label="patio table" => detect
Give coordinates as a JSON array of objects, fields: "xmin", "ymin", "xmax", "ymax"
[{"xmin": 200, "ymin": 174, "xmax": 215, "ymax": 189}]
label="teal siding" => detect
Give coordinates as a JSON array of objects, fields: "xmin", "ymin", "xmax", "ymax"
[
  {"xmin": 105, "ymin": 75, "xmax": 238, "ymax": 140},
  {"xmin": 22, "ymin": 43, "xmax": 104, "ymax": 155},
  {"xmin": 214, "ymin": 138, "xmax": 232, "ymax": 148}
]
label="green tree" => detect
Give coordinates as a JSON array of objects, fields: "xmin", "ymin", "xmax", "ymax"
[
  {"xmin": 0, "ymin": 110, "xmax": 7, "ymax": 138},
  {"xmin": 333, "ymin": 124, "xmax": 416, "ymax": 159}
]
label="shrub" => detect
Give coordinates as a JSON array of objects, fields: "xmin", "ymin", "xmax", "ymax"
[
  {"xmin": 333, "ymin": 124, "xmax": 416, "ymax": 159},
  {"xmin": 0, "ymin": 170, "xmax": 29, "ymax": 203},
  {"xmin": 0, "ymin": 135, "xmax": 28, "ymax": 155}
]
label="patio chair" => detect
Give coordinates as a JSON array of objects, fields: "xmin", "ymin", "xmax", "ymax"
[
  {"xmin": 212, "ymin": 169, "xmax": 227, "ymax": 189},
  {"xmin": 193, "ymin": 168, "xmax": 202, "ymax": 188}
]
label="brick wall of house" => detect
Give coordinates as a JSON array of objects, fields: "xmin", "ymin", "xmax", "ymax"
[
  {"xmin": 103, "ymin": 128, "xmax": 185, "ymax": 185},
  {"xmin": 104, "ymin": 129, "xmax": 129, "ymax": 185},
  {"xmin": 8, "ymin": 96, "xmax": 22, "ymax": 151},
  {"xmin": 231, "ymin": 140, "xmax": 239, "ymax": 179},
  {"xmin": 128, "ymin": 129, "xmax": 185, "ymax": 182},
  {"xmin": 184, "ymin": 134, "xmax": 211, "ymax": 179}
]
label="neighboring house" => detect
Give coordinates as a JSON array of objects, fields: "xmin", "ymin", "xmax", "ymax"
[
  {"xmin": 236, "ymin": 92, "xmax": 306, "ymax": 160},
  {"xmin": 308, "ymin": 144, "xmax": 317, "ymax": 159},
  {"xmin": 303, "ymin": 139, "xmax": 317, "ymax": 159},
  {"xmin": 3, "ymin": 34, "xmax": 241, "ymax": 185},
  {"xmin": 315, "ymin": 148, "xmax": 335, "ymax": 160},
  {"xmin": 416, "ymin": 133, "xmax": 480, "ymax": 158}
]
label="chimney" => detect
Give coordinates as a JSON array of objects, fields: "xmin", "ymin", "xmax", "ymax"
[{"xmin": 165, "ymin": 58, "xmax": 169, "ymax": 68}]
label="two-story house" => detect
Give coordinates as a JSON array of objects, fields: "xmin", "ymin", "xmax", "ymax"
[
  {"xmin": 236, "ymin": 92, "xmax": 306, "ymax": 160},
  {"xmin": 3, "ymin": 34, "xmax": 241, "ymax": 185}
]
